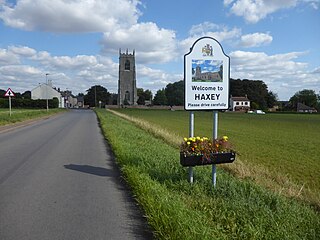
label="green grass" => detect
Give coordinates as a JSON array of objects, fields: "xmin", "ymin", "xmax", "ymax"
[
  {"xmin": 111, "ymin": 109, "xmax": 320, "ymax": 206},
  {"xmin": 96, "ymin": 109, "xmax": 319, "ymax": 239},
  {"xmin": 0, "ymin": 108, "xmax": 66, "ymax": 126}
]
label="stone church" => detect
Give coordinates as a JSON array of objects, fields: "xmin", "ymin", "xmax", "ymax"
[{"xmin": 118, "ymin": 49, "xmax": 137, "ymax": 106}]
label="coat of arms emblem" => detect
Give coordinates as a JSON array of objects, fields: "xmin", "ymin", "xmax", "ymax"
[{"xmin": 202, "ymin": 44, "xmax": 213, "ymax": 56}]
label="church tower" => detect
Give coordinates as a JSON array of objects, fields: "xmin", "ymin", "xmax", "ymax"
[{"xmin": 118, "ymin": 49, "xmax": 137, "ymax": 106}]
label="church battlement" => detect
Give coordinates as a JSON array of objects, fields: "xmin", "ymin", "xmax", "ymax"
[{"xmin": 119, "ymin": 49, "xmax": 135, "ymax": 56}]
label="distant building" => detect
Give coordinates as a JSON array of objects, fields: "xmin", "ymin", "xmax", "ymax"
[
  {"xmin": 230, "ymin": 96, "xmax": 250, "ymax": 112},
  {"xmin": 77, "ymin": 96, "xmax": 84, "ymax": 108},
  {"xmin": 118, "ymin": 49, "xmax": 137, "ymax": 106},
  {"xmin": 61, "ymin": 90, "xmax": 78, "ymax": 108},
  {"xmin": 297, "ymin": 102, "xmax": 317, "ymax": 113},
  {"xmin": 31, "ymin": 81, "xmax": 63, "ymax": 108}
]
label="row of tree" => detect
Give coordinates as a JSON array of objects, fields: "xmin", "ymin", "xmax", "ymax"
[
  {"xmin": 152, "ymin": 79, "xmax": 278, "ymax": 109},
  {"xmin": 151, "ymin": 79, "xmax": 320, "ymax": 111},
  {"xmin": 0, "ymin": 89, "xmax": 61, "ymax": 108},
  {"xmin": 0, "ymin": 97, "xmax": 59, "ymax": 108},
  {"xmin": 1, "ymin": 79, "xmax": 319, "ymax": 111},
  {"xmin": 82, "ymin": 85, "xmax": 153, "ymax": 107}
]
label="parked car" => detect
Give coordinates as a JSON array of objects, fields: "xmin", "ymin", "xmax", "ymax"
[
  {"xmin": 247, "ymin": 110, "xmax": 266, "ymax": 114},
  {"xmin": 254, "ymin": 110, "xmax": 266, "ymax": 114}
]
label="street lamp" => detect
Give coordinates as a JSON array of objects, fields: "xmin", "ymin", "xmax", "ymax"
[{"xmin": 46, "ymin": 73, "xmax": 49, "ymax": 111}]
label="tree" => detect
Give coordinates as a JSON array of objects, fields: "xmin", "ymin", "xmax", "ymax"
[
  {"xmin": 22, "ymin": 91, "xmax": 31, "ymax": 99},
  {"xmin": 84, "ymin": 85, "xmax": 110, "ymax": 107},
  {"xmin": 153, "ymin": 88, "xmax": 167, "ymax": 105},
  {"xmin": 230, "ymin": 79, "xmax": 271, "ymax": 110},
  {"xmin": 165, "ymin": 80, "xmax": 184, "ymax": 106},
  {"xmin": 137, "ymin": 88, "xmax": 152, "ymax": 105},
  {"xmin": 289, "ymin": 89, "xmax": 318, "ymax": 109},
  {"xmin": 0, "ymin": 89, "xmax": 6, "ymax": 98},
  {"xmin": 266, "ymin": 91, "xmax": 278, "ymax": 108}
]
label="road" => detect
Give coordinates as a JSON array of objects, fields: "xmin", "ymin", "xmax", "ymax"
[{"xmin": 0, "ymin": 110, "xmax": 152, "ymax": 240}]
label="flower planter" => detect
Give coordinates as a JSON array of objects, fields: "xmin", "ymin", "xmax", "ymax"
[{"xmin": 180, "ymin": 152, "xmax": 236, "ymax": 167}]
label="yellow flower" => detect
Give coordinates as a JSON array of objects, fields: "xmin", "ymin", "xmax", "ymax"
[
  {"xmin": 196, "ymin": 136, "xmax": 200, "ymax": 140},
  {"xmin": 184, "ymin": 137, "xmax": 188, "ymax": 142},
  {"xmin": 222, "ymin": 136, "xmax": 228, "ymax": 141},
  {"xmin": 187, "ymin": 141, "xmax": 191, "ymax": 145}
]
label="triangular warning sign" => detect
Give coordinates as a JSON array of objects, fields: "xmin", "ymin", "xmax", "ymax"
[{"xmin": 4, "ymin": 88, "xmax": 15, "ymax": 97}]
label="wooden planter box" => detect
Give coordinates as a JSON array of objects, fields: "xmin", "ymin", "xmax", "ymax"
[{"xmin": 180, "ymin": 152, "xmax": 236, "ymax": 167}]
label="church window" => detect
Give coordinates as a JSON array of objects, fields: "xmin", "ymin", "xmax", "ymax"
[
  {"xmin": 125, "ymin": 60, "xmax": 130, "ymax": 70},
  {"xmin": 125, "ymin": 91, "xmax": 130, "ymax": 101}
]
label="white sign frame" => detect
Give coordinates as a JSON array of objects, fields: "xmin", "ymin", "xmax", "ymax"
[{"xmin": 184, "ymin": 37, "xmax": 230, "ymax": 110}]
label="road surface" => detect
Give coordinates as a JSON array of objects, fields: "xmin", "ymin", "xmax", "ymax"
[{"xmin": 0, "ymin": 110, "xmax": 152, "ymax": 240}]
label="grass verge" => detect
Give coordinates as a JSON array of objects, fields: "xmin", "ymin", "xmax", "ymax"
[
  {"xmin": 96, "ymin": 109, "xmax": 319, "ymax": 240},
  {"xmin": 109, "ymin": 109, "xmax": 320, "ymax": 208},
  {"xmin": 0, "ymin": 108, "xmax": 66, "ymax": 126}
]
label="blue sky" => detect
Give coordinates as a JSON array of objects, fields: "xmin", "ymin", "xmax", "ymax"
[{"xmin": 0, "ymin": 0, "xmax": 319, "ymax": 100}]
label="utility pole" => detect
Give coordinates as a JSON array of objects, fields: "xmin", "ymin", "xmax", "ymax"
[
  {"xmin": 94, "ymin": 85, "xmax": 97, "ymax": 107},
  {"xmin": 46, "ymin": 73, "xmax": 49, "ymax": 111}
]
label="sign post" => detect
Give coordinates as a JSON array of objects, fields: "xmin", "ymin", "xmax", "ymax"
[
  {"xmin": 189, "ymin": 111, "xmax": 194, "ymax": 183},
  {"xmin": 184, "ymin": 37, "xmax": 230, "ymax": 187},
  {"xmin": 4, "ymin": 88, "xmax": 15, "ymax": 116}
]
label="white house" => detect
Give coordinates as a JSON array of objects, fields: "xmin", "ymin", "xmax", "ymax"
[
  {"xmin": 31, "ymin": 81, "xmax": 63, "ymax": 108},
  {"xmin": 230, "ymin": 96, "xmax": 250, "ymax": 112}
]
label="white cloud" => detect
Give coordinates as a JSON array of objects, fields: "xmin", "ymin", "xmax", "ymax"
[
  {"xmin": 0, "ymin": 45, "xmax": 117, "ymax": 93},
  {"xmin": 0, "ymin": 0, "xmax": 141, "ymax": 32},
  {"xmin": 137, "ymin": 65, "xmax": 182, "ymax": 93},
  {"xmin": 311, "ymin": 66, "xmax": 320, "ymax": 74},
  {"xmin": 239, "ymin": 32, "xmax": 273, "ymax": 48},
  {"xmin": 188, "ymin": 22, "xmax": 241, "ymax": 41},
  {"xmin": 0, "ymin": 48, "xmax": 20, "ymax": 65},
  {"xmin": 180, "ymin": 23, "xmax": 241, "ymax": 54},
  {"xmin": 224, "ymin": 0, "xmax": 298, "ymax": 23},
  {"xmin": 8, "ymin": 46, "xmax": 37, "ymax": 57},
  {"xmin": 189, "ymin": 22, "xmax": 221, "ymax": 36},
  {"xmin": 302, "ymin": 0, "xmax": 320, "ymax": 9},
  {"xmin": 102, "ymin": 22, "xmax": 177, "ymax": 64},
  {"xmin": 0, "ymin": 65, "xmax": 41, "ymax": 76},
  {"xmin": 229, "ymin": 50, "xmax": 320, "ymax": 99}
]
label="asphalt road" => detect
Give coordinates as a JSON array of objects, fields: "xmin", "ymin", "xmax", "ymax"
[{"xmin": 0, "ymin": 110, "xmax": 152, "ymax": 240}]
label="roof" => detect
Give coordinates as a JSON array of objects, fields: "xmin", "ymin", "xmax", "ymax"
[
  {"xmin": 77, "ymin": 96, "xmax": 84, "ymax": 102},
  {"xmin": 297, "ymin": 102, "xmax": 316, "ymax": 111},
  {"xmin": 231, "ymin": 96, "xmax": 250, "ymax": 101}
]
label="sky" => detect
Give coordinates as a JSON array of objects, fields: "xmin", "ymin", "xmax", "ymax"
[{"xmin": 0, "ymin": 0, "xmax": 319, "ymax": 100}]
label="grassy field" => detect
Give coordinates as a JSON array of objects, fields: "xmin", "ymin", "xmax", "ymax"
[
  {"xmin": 96, "ymin": 109, "xmax": 319, "ymax": 239},
  {"xmin": 109, "ymin": 109, "xmax": 320, "ymax": 207},
  {"xmin": 0, "ymin": 108, "xmax": 66, "ymax": 126}
]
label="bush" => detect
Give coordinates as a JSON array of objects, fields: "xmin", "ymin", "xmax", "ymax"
[{"xmin": 0, "ymin": 97, "xmax": 59, "ymax": 109}]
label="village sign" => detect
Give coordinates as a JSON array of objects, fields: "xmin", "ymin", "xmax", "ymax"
[{"xmin": 184, "ymin": 37, "xmax": 230, "ymax": 110}]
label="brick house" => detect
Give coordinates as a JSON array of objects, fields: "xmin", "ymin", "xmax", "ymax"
[{"xmin": 230, "ymin": 96, "xmax": 250, "ymax": 112}]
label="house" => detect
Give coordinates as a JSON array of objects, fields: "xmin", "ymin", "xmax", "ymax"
[
  {"xmin": 61, "ymin": 90, "xmax": 78, "ymax": 108},
  {"xmin": 230, "ymin": 96, "xmax": 250, "ymax": 112},
  {"xmin": 31, "ymin": 81, "xmax": 63, "ymax": 108},
  {"xmin": 77, "ymin": 96, "xmax": 84, "ymax": 108},
  {"xmin": 297, "ymin": 102, "xmax": 317, "ymax": 113}
]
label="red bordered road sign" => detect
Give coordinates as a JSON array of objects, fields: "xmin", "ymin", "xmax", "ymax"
[{"xmin": 4, "ymin": 88, "xmax": 15, "ymax": 97}]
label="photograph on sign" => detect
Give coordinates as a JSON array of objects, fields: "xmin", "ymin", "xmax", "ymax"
[
  {"xmin": 184, "ymin": 37, "xmax": 230, "ymax": 111},
  {"xmin": 192, "ymin": 60, "xmax": 223, "ymax": 83}
]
